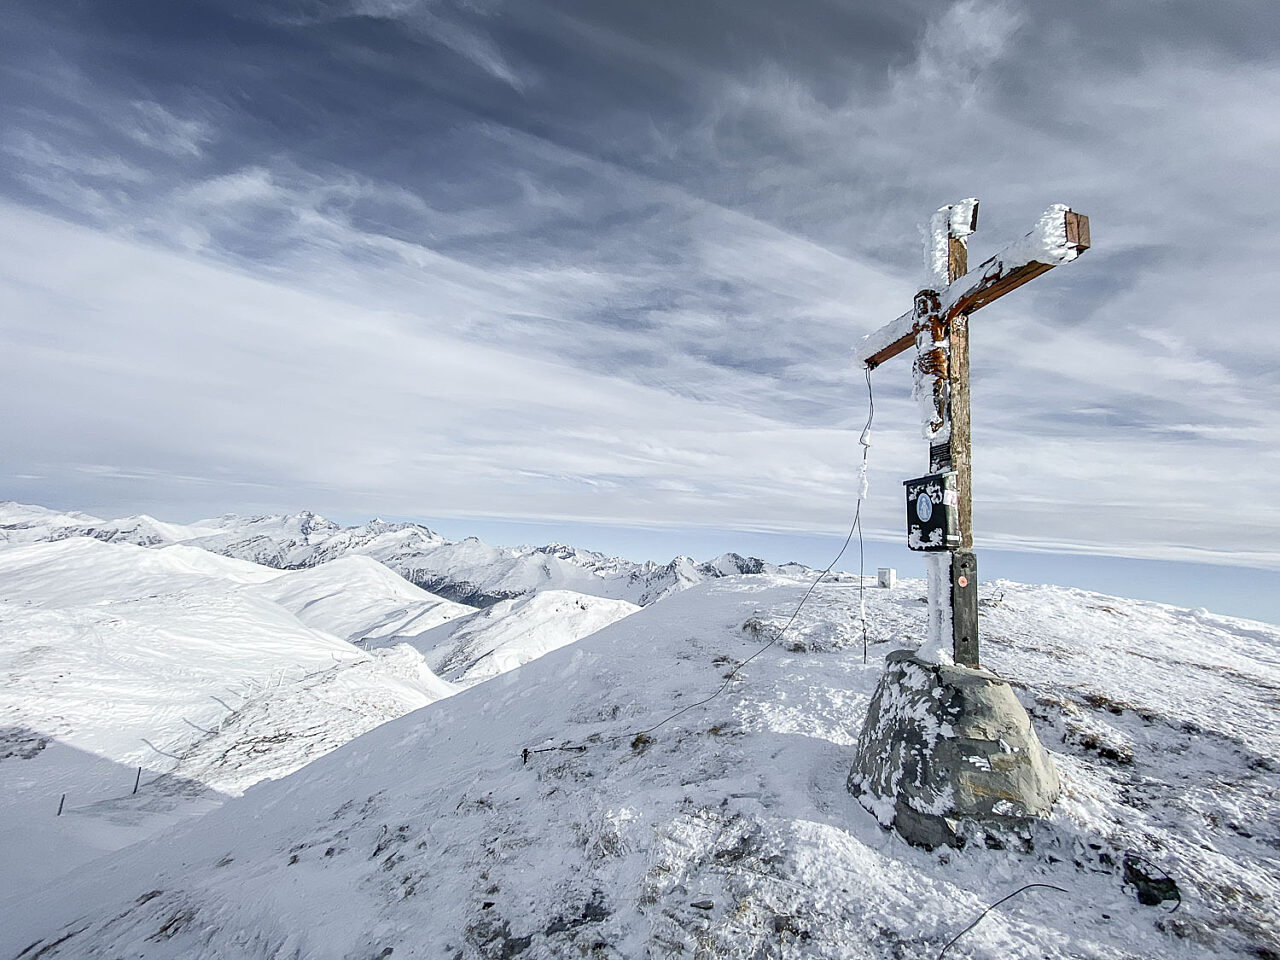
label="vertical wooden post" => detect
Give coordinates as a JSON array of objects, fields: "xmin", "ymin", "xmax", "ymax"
[
  {"xmin": 949, "ymin": 316, "xmax": 972, "ymax": 550},
  {"xmin": 133, "ymin": 766, "xmax": 142, "ymax": 795},
  {"xmin": 947, "ymin": 235, "xmax": 968, "ymax": 288},
  {"xmin": 947, "ymin": 239, "xmax": 979, "ymax": 667}
]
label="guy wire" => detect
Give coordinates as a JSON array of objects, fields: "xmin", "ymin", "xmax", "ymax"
[
  {"xmin": 635, "ymin": 364, "xmax": 877, "ymax": 737},
  {"xmin": 523, "ymin": 364, "xmax": 878, "ymax": 756}
]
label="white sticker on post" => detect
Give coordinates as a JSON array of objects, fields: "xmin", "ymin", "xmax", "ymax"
[{"xmin": 943, "ymin": 489, "xmax": 958, "ymax": 507}]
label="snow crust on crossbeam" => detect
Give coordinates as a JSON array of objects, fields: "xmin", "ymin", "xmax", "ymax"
[
  {"xmin": 854, "ymin": 204, "xmax": 1078, "ymax": 368},
  {"xmin": 853, "ymin": 307, "xmax": 914, "ymax": 367},
  {"xmin": 939, "ymin": 204, "xmax": 1080, "ymax": 315}
]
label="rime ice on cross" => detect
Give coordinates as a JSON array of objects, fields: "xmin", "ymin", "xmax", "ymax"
[{"xmin": 856, "ymin": 200, "xmax": 1090, "ymax": 668}]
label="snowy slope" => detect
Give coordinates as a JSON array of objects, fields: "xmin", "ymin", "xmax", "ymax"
[
  {"xmin": 0, "ymin": 538, "xmax": 359, "ymax": 763},
  {"xmin": 392, "ymin": 589, "xmax": 641, "ymax": 686},
  {"xmin": 246, "ymin": 555, "xmax": 472, "ymax": 645},
  {"xmin": 5, "ymin": 575, "xmax": 1276, "ymax": 959},
  {"xmin": 0, "ymin": 501, "xmax": 100, "ymax": 532},
  {"xmin": 0, "ymin": 501, "xmax": 815, "ymax": 607},
  {"xmin": 0, "ymin": 538, "xmax": 466, "ymax": 774},
  {"xmin": 0, "ymin": 537, "xmax": 463, "ymax": 889},
  {"xmin": 163, "ymin": 644, "xmax": 456, "ymax": 796}
]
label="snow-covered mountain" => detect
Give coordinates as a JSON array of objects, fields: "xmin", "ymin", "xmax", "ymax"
[
  {"xmin": 0, "ymin": 501, "xmax": 225, "ymax": 549},
  {"xmin": 382, "ymin": 589, "xmax": 643, "ymax": 687},
  {"xmin": 0, "ymin": 502, "xmax": 815, "ymax": 607},
  {"xmin": 245, "ymin": 554, "xmax": 472, "ymax": 645},
  {"xmin": 0, "ymin": 536, "xmax": 467, "ymax": 886},
  {"xmin": 0, "ymin": 515, "xmax": 648, "ymax": 892},
  {"xmin": 4, "ymin": 568, "xmax": 1277, "ymax": 958}
]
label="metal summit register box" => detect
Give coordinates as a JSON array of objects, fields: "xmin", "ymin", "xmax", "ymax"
[{"xmin": 904, "ymin": 472, "xmax": 960, "ymax": 552}]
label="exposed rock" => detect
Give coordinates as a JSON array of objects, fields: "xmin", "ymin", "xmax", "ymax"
[{"xmin": 848, "ymin": 649, "xmax": 1060, "ymax": 848}]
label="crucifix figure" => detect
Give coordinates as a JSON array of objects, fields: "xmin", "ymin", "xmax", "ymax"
[{"xmin": 856, "ymin": 199, "xmax": 1090, "ymax": 668}]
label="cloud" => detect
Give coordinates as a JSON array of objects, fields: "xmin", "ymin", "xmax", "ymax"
[
  {"xmin": 264, "ymin": 0, "xmax": 527, "ymax": 90},
  {"xmin": 0, "ymin": 0, "xmax": 1277, "ymax": 574},
  {"xmin": 0, "ymin": 203, "xmax": 888, "ymax": 533},
  {"xmin": 904, "ymin": 0, "xmax": 1025, "ymax": 99},
  {"xmin": 123, "ymin": 101, "xmax": 214, "ymax": 158},
  {"xmin": 3, "ymin": 131, "xmax": 152, "ymax": 183}
]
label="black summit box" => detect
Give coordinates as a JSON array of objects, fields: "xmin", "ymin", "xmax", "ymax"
[{"xmin": 904, "ymin": 472, "xmax": 959, "ymax": 552}]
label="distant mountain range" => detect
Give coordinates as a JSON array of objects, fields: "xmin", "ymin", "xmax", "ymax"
[
  {"xmin": 5, "ymin": 506, "xmax": 1278, "ymax": 957},
  {"xmin": 0, "ymin": 502, "xmax": 815, "ymax": 607},
  {"xmin": 4, "ymin": 501, "xmax": 1278, "ymax": 958}
]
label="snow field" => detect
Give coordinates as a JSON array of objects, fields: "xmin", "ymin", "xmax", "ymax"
[
  {"xmin": 3, "ymin": 574, "xmax": 1276, "ymax": 958},
  {"xmin": 0, "ymin": 530, "xmax": 646, "ymax": 900},
  {"xmin": 395, "ymin": 589, "xmax": 641, "ymax": 686},
  {"xmin": 0, "ymin": 537, "xmax": 463, "ymax": 889},
  {"xmin": 246, "ymin": 554, "xmax": 473, "ymax": 645}
]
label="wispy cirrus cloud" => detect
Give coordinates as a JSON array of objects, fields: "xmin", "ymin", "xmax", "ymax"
[
  {"xmin": 264, "ymin": 0, "xmax": 527, "ymax": 90},
  {"xmin": 123, "ymin": 100, "xmax": 214, "ymax": 158}
]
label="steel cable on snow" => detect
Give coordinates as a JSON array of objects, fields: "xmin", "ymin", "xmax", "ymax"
[{"xmin": 936, "ymin": 883, "xmax": 1068, "ymax": 958}]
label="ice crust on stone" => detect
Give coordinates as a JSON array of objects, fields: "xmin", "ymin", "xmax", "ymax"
[{"xmin": 849, "ymin": 650, "xmax": 1061, "ymax": 847}]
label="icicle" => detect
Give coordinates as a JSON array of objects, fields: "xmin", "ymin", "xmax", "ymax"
[
  {"xmin": 916, "ymin": 553, "xmax": 954, "ymax": 665},
  {"xmin": 856, "ymin": 398, "xmax": 872, "ymax": 501}
]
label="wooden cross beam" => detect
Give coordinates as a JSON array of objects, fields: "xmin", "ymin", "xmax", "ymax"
[
  {"xmin": 856, "ymin": 201, "xmax": 1090, "ymax": 668},
  {"xmin": 857, "ymin": 204, "xmax": 1091, "ymax": 370}
]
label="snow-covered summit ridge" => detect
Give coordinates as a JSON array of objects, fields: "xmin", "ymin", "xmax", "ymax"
[
  {"xmin": 0, "ymin": 501, "xmax": 814, "ymax": 607},
  {"xmin": 4, "ymin": 575, "xmax": 1277, "ymax": 958},
  {"xmin": 387, "ymin": 588, "xmax": 642, "ymax": 687}
]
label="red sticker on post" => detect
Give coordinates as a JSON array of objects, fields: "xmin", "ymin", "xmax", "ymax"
[{"xmin": 957, "ymin": 576, "xmax": 969, "ymax": 587}]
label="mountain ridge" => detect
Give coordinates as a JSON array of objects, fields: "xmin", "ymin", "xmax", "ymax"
[{"xmin": 0, "ymin": 501, "xmax": 819, "ymax": 608}]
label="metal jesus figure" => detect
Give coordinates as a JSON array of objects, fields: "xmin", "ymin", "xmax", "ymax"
[{"xmin": 856, "ymin": 199, "xmax": 1091, "ymax": 667}]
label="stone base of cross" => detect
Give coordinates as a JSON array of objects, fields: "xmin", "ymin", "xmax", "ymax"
[{"xmin": 857, "ymin": 198, "xmax": 1090, "ymax": 667}]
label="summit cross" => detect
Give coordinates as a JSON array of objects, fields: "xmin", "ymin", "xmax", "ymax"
[{"xmin": 856, "ymin": 199, "xmax": 1091, "ymax": 668}]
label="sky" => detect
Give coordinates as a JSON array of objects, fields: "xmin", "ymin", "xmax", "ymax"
[{"xmin": 2, "ymin": 1, "xmax": 1279, "ymax": 621}]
